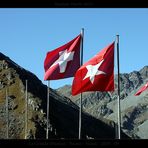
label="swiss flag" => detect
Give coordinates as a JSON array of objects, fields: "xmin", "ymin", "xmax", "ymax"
[
  {"xmin": 72, "ymin": 42, "xmax": 114, "ymax": 96},
  {"xmin": 44, "ymin": 34, "xmax": 81, "ymax": 80},
  {"xmin": 134, "ymin": 82, "xmax": 148, "ymax": 96}
]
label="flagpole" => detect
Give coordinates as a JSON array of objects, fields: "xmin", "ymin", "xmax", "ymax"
[
  {"xmin": 6, "ymin": 88, "xmax": 9, "ymax": 139},
  {"xmin": 6, "ymin": 72, "xmax": 11, "ymax": 139},
  {"xmin": 79, "ymin": 28, "xmax": 84, "ymax": 139},
  {"xmin": 116, "ymin": 35, "xmax": 121, "ymax": 139},
  {"xmin": 25, "ymin": 80, "xmax": 28, "ymax": 139},
  {"xmin": 46, "ymin": 80, "xmax": 50, "ymax": 139}
]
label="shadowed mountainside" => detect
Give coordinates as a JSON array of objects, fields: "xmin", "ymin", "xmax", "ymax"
[{"xmin": 0, "ymin": 52, "xmax": 129, "ymax": 139}]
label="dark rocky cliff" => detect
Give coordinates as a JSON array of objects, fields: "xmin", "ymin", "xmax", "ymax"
[{"xmin": 0, "ymin": 52, "xmax": 129, "ymax": 139}]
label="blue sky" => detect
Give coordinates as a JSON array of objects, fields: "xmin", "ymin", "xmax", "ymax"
[{"xmin": 0, "ymin": 8, "xmax": 148, "ymax": 89}]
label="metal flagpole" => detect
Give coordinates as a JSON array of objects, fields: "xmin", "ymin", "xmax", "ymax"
[
  {"xmin": 25, "ymin": 80, "xmax": 28, "ymax": 139},
  {"xmin": 116, "ymin": 35, "xmax": 121, "ymax": 139},
  {"xmin": 6, "ymin": 72, "xmax": 11, "ymax": 139},
  {"xmin": 79, "ymin": 28, "xmax": 84, "ymax": 139},
  {"xmin": 6, "ymin": 88, "xmax": 9, "ymax": 139},
  {"xmin": 46, "ymin": 80, "xmax": 50, "ymax": 139}
]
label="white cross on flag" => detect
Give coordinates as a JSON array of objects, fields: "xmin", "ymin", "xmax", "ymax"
[{"xmin": 44, "ymin": 34, "xmax": 81, "ymax": 80}]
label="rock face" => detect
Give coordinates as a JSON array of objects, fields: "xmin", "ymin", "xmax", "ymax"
[
  {"xmin": 0, "ymin": 52, "xmax": 129, "ymax": 139},
  {"xmin": 57, "ymin": 66, "xmax": 148, "ymax": 139}
]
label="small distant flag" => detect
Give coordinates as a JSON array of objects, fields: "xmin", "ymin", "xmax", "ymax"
[
  {"xmin": 72, "ymin": 42, "xmax": 115, "ymax": 96},
  {"xmin": 44, "ymin": 34, "xmax": 81, "ymax": 80},
  {"xmin": 134, "ymin": 82, "xmax": 148, "ymax": 96}
]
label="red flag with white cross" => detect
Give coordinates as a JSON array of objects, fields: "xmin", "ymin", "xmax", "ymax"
[
  {"xmin": 44, "ymin": 34, "xmax": 81, "ymax": 80},
  {"xmin": 72, "ymin": 42, "xmax": 115, "ymax": 96},
  {"xmin": 134, "ymin": 82, "xmax": 148, "ymax": 96}
]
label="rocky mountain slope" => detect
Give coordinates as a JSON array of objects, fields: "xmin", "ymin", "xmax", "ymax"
[
  {"xmin": 57, "ymin": 66, "xmax": 148, "ymax": 139},
  {"xmin": 0, "ymin": 52, "xmax": 129, "ymax": 139}
]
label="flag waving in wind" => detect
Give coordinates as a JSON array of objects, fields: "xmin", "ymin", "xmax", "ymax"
[
  {"xmin": 72, "ymin": 42, "xmax": 114, "ymax": 96},
  {"xmin": 44, "ymin": 34, "xmax": 81, "ymax": 80},
  {"xmin": 134, "ymin": 82, "xmax": 148, "ymax": 96}
]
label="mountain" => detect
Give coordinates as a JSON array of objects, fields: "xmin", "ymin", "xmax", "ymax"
[
  {"xmin": 57, "ymin": 66, "xmax": 148, "ymax": 139},
  {"xmin": 0, "ymin": 52, "xmax": 129, "ymax": 139}
]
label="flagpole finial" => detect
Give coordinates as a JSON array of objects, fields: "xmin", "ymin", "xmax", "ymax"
[
  {"xmin": 116, "ymin": 35, "xmax": 119, "ymax": 43},
  {"xmin": 81, "ymin": 28, "xmax": 84, "ymax": 35}
]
